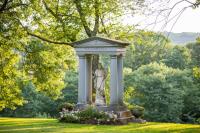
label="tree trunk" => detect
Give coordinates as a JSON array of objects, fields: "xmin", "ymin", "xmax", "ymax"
[{"xmin": 74, "ymin": 0, "xmax": 101, "ymax": 102}]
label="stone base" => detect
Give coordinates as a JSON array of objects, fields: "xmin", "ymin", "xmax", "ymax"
[
  {"xmin": 95, "ymin": 105, "xmax": 127, "ymax": 112},
  {"xmin": 96, "ymin": 105, "xmax": 134, "ymax": 124},
  {"xmin": 75, "ymin": 103, "xmax": 90, "ymax": 110},
  {"xmin": 75, "ymin": 104, "xmax": 134, "ymax": 125},
  {"xmin": 117, "ymin": 110, "xmax": 134, "ymax": 124}
]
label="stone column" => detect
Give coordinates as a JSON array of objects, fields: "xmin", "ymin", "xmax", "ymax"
[
  {"xmin": 110, "ymin": 55, "xmax": 119, "ymax": 106},
  {"xmin": 117, "ymin": 55, "xmax": 124, "ymax": 105},
  {"xmin": 77, "ymin": 55, "xmax": 87, "ymax": 105},
  {"xmin": 85, "ymin": 55, "xmax": 92, "ymax": 104}
]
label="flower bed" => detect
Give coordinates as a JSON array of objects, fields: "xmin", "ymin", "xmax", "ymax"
[{"xmin": 59, "ymin": 105, "xmax": 122, "ymax": 125}]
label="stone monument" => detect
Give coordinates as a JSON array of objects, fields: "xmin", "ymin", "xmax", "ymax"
[{"xmin": 73, "ymin": 36, "xmax": 133, "ymax": 123}]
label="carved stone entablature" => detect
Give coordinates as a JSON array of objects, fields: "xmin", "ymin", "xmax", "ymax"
[{"xmin": 75, "ymin": 47, "xmax": 126, "ymax": 55}]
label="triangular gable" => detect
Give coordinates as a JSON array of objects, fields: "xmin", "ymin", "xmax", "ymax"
[{"xmin": 73, "ymin": 36, "xmax": 129, "ymax": 48}]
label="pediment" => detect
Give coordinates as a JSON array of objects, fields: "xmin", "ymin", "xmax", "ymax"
[{"xmin": 73, "ymin": 36, "xmax": 129, "ymax": 48}]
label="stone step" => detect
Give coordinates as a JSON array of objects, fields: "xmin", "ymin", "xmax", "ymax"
[
  {"xmin": 117, "ymin": 110, "xmax": 133, "ymax": 118},
  {"xmin": 116, "ymin": 110, "xmax": 134, "ymax": 124}
]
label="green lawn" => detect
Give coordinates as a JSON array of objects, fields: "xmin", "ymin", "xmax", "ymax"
[{"xmin": 0, "ymin": 118, "xmax": 200, "ymax": 133}]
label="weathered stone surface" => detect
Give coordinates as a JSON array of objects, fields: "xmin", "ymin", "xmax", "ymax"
[
  {"xmin": 95, "ymin": 69, "xmax": 106, "ymax": 106},
  {"xmin": 117, "ymin": 110, "xmax": 135, "ymax": 124}
]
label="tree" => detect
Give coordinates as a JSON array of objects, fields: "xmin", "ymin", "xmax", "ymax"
[
  {"xmin": 124, "ymin": 30, "xmax": 171, "ymax": 70},
  {"xmin": 0, "ymin": 0, "xmax": 27, "ymax": 109},
  {"xmin": 162, "ymin": 45, "xmax": 191, "ymax": 69},
  {"xmin": 0, "ymin": 69, "xmax": 79, "ymax": 117},
  {"xmin": 21, "ymin": 0, "xmax": 146, "ymax": 43},
  {"xmin": 0, "ymin": 0, "xmax": 30, "ymax": 110},
  {"xmin": 186, "ymin": 39, "xmax": 200, "ymax": 79},
  {"xmin": 124, "ymin": 63, "xmax": 192, "ymax": 122},
  {"xmin": 62, "ymin": 70, "xmax": 78, "ymax": 103},
  {"xmin": 0, "ymin": 81, "xmax": 62, "ymax": 117},
  {"xmin": 0, "ymin": 45, "xmax": 23, "ymax": 110},
  {"xmin": 182, "ymin": 80, "xmax": 200, "ymax": 123},
  {"xmin": 24, "ymin": 39, "xmax": 76, "ymax": 98},
  {"xmin": 186, "ymin": 41, "xmax": 200, "ymax": 67}
]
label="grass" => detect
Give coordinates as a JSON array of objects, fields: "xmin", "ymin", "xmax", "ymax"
[{"xmin": 0, "ymin": 118, "xmax": 200, "ymax": 133}]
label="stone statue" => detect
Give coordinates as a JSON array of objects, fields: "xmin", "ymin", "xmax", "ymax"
[{"xmin": 94, "ymin": 63, "xmax": 106, "ymax": 106}]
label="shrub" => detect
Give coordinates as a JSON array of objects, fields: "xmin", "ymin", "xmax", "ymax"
[
  {"xmin": 128, "ymin": 105, "xmax": 144, "ymax": 118},
  {"xmin": 58, "ymin": 102, "xmax": 74, "ymax": 111},
  {"xmin": 76, "ymin": 106, "xmax": 108, "ymax": 122},
  {"xmin": 59, "ymin": 106, "xmax": 120, "ymax": 125},
  {"xmin": 197, "ymin": 118, "xmax": 200, "ymax": 124},
  {"xmin": 59, "ymin": 113, "xmax": 79, "ymax": 123}
]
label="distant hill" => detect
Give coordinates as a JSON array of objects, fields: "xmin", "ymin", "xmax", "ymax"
[{"xmin": 163, "ymin": 32, "xmax": 200, "ymax": 45}]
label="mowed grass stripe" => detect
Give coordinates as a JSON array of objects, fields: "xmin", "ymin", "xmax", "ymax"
[{"xmin": 0, "ymin": 117, "xmax": 200, "ymax": 133}]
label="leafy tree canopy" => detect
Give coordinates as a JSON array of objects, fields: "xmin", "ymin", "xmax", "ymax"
[{"xmin": 124, "ymin": 63, "xmax": 192, "ymax": 122}]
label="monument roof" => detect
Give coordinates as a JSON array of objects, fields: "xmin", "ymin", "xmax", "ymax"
[{"xmin": 72, "ymin": 36, "xmax": 130, "ymax": 47}]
